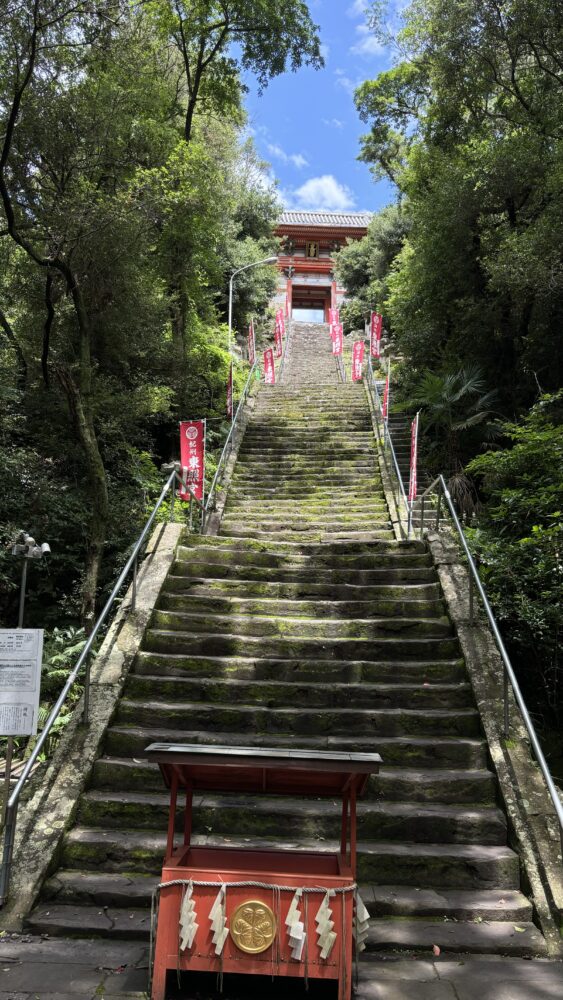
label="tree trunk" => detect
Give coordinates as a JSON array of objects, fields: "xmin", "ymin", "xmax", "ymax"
[
  {"xmin": 0, "ymin": 306, "xmax": 27, "ymax": 391},
  {"xmin": 56, "ymin": 365, "xmax": 109, "ymax": 630}
]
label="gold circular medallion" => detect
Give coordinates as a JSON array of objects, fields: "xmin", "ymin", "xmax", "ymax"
[{"xmin": 230, "ymin": 899, "xmax": 277, "ymax": 954}]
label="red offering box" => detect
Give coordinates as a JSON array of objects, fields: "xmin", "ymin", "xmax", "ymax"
[{"xmin": 145, "ymin": 744, "xmax": 381, "ymax": 1000}]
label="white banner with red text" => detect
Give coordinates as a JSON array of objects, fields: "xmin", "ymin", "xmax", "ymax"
[
  {"xmin": 370, "ymin": 312, "xmax": 383, "ymax": 359},
  {"xmin": 332, "ymin": 323, "xmax": 343, "ymax": 356},
  {"xmin": 408, "ymin": 412, "xmax": 420, "ymax": 503},
  {"xmin": 264, "ymin": 348, "xmax": 275, "ymax": 384},
  {"xmin": 179, "ymin": 420, "xmax": 206, "ymax": 502},
  {"xmin": 352, "ymin": 341, "xmax": 365, "ymax": 381}
]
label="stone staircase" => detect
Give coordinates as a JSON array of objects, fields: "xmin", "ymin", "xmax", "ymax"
[
  {"xmin": 26, "ymin": 322, "xmax": 548, "ymax": 977},
  {"xmin": 282, "ymin": 320, "xmax": 341, "ymax": 385}
]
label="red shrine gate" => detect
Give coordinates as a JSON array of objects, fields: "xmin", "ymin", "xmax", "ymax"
[{"xmin": 275, "ymin": 210, "xmax": 371, "ymax": 322}]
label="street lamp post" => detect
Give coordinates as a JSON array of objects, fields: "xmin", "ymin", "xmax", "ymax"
[{"xmin": 228, "ymin": 256, "xmax": 278, "ymax": 354}]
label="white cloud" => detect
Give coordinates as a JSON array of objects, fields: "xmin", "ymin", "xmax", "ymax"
[
  {"xmin": 266, "ymin": 143, "xmax": 309, "ymax": 169},
  {"xmin": 289, "ymin": 174, "xmax": 356, "ymax": 211},
  {"xmin": 322, "ymin": 117, "xmax": 345, "ymax": 129},
  {"xmin": 351, "ymin": 22, "xmax": 386, "ymax": 57},
  {"xmin": 347, "ymin": 0, "xmax": 368, "ymax": 15},
  {"xmin": 320, "ymin": 42, "xmax": 330, "ymax": 61},
  {"xmin": 334, "ymin": 69, "xmax": 361, "ymax": 96}
]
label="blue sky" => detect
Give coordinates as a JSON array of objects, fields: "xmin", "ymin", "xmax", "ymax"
[{"xmin": 244, "ymin": 0, "xmax": 397, "ymax": 214}]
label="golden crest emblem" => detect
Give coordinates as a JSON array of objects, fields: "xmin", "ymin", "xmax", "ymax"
[{"xmin": 230, "ymin": 900, "xmax": 277, "ymax": 954}]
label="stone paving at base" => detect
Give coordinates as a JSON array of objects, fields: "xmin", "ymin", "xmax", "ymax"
[{"xmin": 1, "ymin": 936, "xmax": 563, "ymax": 1000}]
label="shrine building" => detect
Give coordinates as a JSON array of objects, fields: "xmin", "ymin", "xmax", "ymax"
[{"xmin": 275, "ymin": 210, "xmax": 371, "ymax": 322}]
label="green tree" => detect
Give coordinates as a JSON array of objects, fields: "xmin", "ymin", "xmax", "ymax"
[
  {"xmin": 467, "ymin": 394, "xmax": 563, "ymax": 715},
  {"xmin": 146, "ymin": 0, "xmax": 324, "ymax": 142}
]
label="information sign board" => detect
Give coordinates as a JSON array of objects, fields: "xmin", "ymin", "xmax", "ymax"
[{"xmin": 0, "ymin": 629, "xmax": 43, "ymax": 737}]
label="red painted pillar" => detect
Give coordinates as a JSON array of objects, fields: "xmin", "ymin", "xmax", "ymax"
[{"xmin": 286, "ymin": 277, "xmax": 293, "ymax": 318}]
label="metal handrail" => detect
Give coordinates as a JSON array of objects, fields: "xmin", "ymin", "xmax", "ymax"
[
  {"xmin": 0, "ymin": 466, "xmax": 191, "ymax": 905},
  {"xmin": 418, "ymin": 473, "xmax": 563, "ymax": 856},
  {"xmin": 205, "ymin": 361, "xmax": 257, "ymax": 519},
  {"xmin": 366, "ymin": 358, "xmax": 410, "ymax": 537},
  {"xmin": 335, "ymin": 353, "xmax": 346, "ymax": 383}
]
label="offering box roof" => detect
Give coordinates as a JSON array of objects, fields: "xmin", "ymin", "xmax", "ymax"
[{"xmin": 144, "ymin": 743, "xmax": 381, "ymax": 798}]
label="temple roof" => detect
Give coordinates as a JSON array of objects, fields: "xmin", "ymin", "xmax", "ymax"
[{"xmin": 278, "ymin": 210, "xmax": 372, "ymax": 228}]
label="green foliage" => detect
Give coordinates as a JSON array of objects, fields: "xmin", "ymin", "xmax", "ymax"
[
  {"xmin": 0, "ymin": 1, "xmax": 284, "ymax": 630},
  {"xmin": 334, "ymin": 204, "xmax": 410, "ymax": 335},
  {"xmin": 401, "ymin": 364, "xmax": 498, "ymax": 475},
  {"xmin": 355, "ymin": 0, "xmax": 563, "ymax": 409},
  {"xmin": 467, "ymin": 394, "xmax": 563, "ymax": 712}
]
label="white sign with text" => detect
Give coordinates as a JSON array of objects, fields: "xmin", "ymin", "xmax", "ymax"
[{"xmin": 0, "ymin": 629, "xmax": 43, "ymax": 736}]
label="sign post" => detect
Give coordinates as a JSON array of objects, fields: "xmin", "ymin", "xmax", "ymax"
[
  {"xmin": 226, "ymin": 363, "xmax": 233, "ymax": 420},
  {"xmin": 352, "ymin": 341, "xmax": 365, "ymax": 382},
  {"xmin": 247, "ymin": 320, "xmax": 255, "ymax": 366},
  {"xmin": 381, "ymin": 358, "xmax": 391, "ymax": 448},
  {"xmin": 1, "ymin": 629, "xmax": 43, "ymax": 824}
]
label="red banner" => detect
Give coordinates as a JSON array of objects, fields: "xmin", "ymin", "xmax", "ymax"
[
  {"xmin": 329, "ymin": 307, "xmax": 339, "ymax": 326},
  {"xmin": 274, "ymin": 324, "xmax": 283, "ymax": 359},
  {"xmin": 226, "ymin": 362, "xmax": 233, "ymax": 419},
  {"xmin": 276, "ymin": 309, "xmax": 285, "ymax": 338},
  {"xmin": 352, "ymin": 341, "xmax": 365, "ymax": 381},
  {"xmin": 370, "ymin": 312, "xmax": 383, "ymax": 358},
  {"xmin": 247, "ymin": 321, "xmax": 255, "ymax": 366},
  {"xmin": 408, "ymin": 413, "xmax": 419, "ymax": 503},
  {"xmin": 332, "ymin": 323, "xmax": 343, "ymax": 355},
  {"xmin": 179, "ymin": 420, "xmax": 205, "ymax": 502},
  {"xmin": 264, "ymin": 348, "xmax": 275, "ymax": 384}
]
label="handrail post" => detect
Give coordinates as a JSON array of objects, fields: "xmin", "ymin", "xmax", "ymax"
[
  {"xmin": 82, "ymin": 653, "xmax": 91, "ymax": 725},
  {"xmin": 131, "ymin": 556, "xmax": 138, "ymax": 612},
  {"xmin": 504, "ymin": 668, "xmax": 510, "ymax": 736},
  {"xmin": 420, "ymin": 497, "xmax": 426, "ymax": 538},
  {"xmin": 169, "ymin": 475, "xmax": 176, "ymax": 522},
  {"xmin": 0, "ymin": 801, "xmax": 17, "ymax": 905}
]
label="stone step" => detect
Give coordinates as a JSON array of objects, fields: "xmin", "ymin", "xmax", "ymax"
[
  {"xmin": 364, "ymin": 918, "xmax": 547, "ymax": 957},
  {"xmin": 219, "ymin": 527, "xmax": 395, "ymax": 542},
  {"xmin": 114, "ymin": 698, "xmax": 478, "ymax": 736},
  {"xmin": 104, "ymin": 726, "xmax": 487, "ymax": 769},
  {"xmin": 78, "ymin": 789, "xmax": 506, "ymax": 845},
  {"xmin": 92, "ymin": 757, "xmax": 495, "ymax": 806},
  {"xmin": 125, "ymin": 673, "xmax": 473, "ymax": 710},
  {"xmin": 364, "ymin": 885, "xmax": 533, "ymax": 921},
  {"xmin": 143, "ymin": 629, "xmax": 461, "ymax": 661},
  {"xmin": 219, "ymin": 518, "xmax": 393, "ymax": 534},
  {"xmin": 25, "ymin": 903, "xmax": 151, "ymax": 940},
  {"xmin": 41, "ymin": 872, "xmax": 531, "ymax": 923},
  {"xmin": 172, "ymin": 562, "xmax": 438, "ymax": 585},
  {"xmin": 134, "ymin": 651, "xmax": 466, "ymax": 683},
  {"xmin": 157, "ymin": 593, "xmax": 447, "ymax": 619},
  {"xmin": 177, "ymin": 539, "xmax": 429, "ymax": 563},
  {"xmin": 227, "ymin": 486, "xmax": 384, "ymax": 499},
  {"xmin": 60, "ymin": 828, "xmax": 521, "ymax": 889},
  {"xmin": 163, "ymin": 579, "xmax": 442, "ymax": 602},
  {"xmin": 223, "ymin": 501, "xmax": 390, "ymax": 515},
  {"xmin": 149, "ymin": 609, "xmax": 454, "ymax": 641}
]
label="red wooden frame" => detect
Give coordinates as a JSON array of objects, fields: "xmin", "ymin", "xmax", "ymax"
[{"xmin": 145, "ymin": 744, "xmax": 381, "ymax": 1000}]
